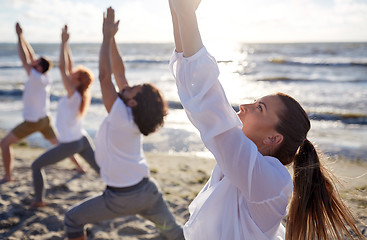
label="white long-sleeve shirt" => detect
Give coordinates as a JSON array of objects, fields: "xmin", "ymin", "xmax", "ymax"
[{"xmin": 170, "ymin": 47, "xmax": 293, "ymax": 240}]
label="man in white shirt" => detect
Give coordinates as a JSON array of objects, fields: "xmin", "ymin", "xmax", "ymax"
[
  {"xmin": 0, "ymin": 23, "xmax": 57, "ymax": 183},
  {"xmin": 64, "ymin": 8, "xmax": 184, "ymax": 240}
]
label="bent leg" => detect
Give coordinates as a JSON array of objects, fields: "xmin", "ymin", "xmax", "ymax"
[
  {"xmin": 31, "ymin": 142, "xmax": 82, "ymax": 202},
  {"xmin": 78, "ymin": 136, "xmax": 99, "ymax": 174},
  {"xmin": 139, "ymin": 179, "xmax": 184, "ymax": 240},
  {"xmin": 64, "ymin": 192, "xmax": 121, "ymax": 238},
  {"xmin": 0, "ymin": 132, "xmax": 20, "ymax": 182},
  {"xmin": 48, "ymin": 137, "xmax": 86, "ymax": 173}
]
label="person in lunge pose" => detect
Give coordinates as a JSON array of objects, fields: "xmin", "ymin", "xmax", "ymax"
[
  {"xmin": 30, "ymin": 25, "xmax": 100, "ymax": 207},
  {"xmin": 1, "ymin": 23, "xmax": 84, "ymax": 183},
  {"xmin": 63, "ymin": 7, "xmax": 184, "ymax": 240},
  {"xmin": 168, "ymin": 0, "xmax": 364, "ymax": 239}
]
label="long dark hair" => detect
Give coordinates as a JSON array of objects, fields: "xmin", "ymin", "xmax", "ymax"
[{"xmin": 273, "ymin": 92, "xmax": 364, "ymax": 239}]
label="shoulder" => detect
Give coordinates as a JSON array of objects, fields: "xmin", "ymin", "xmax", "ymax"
[
  {"xmin": 258, "ymin": 155, "xmax": 292, "ymax": 189},
  {"xmin": 29, "ymin": 68, "xmax": 41, "ymax": 77},
  {"xmin": 108, "ymin": 98, "xmax": 130, "ymax": 120}
]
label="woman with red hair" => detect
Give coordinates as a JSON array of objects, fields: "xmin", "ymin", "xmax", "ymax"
[{"xmin": 31, "ymin": 25, "xmax": 100, "ymax": 207}]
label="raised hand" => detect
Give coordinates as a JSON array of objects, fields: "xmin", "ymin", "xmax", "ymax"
[
  {"xmin": 170, "ymin": 0, "xmax": 201, "ymax": 16},
  {"xmin": 169, "ymin": 0, "xmax": 203, "ymax": 57},
  {"xmin": 15, "ymin": 22, "xmax": 22, "ymax": 35},
  {"xmin": 102, "ymin": 7, "xmax": 120, "ymax": 39},
  {"xmin": 61, "ymin": 25, "xmax": 69, "ymax": 43}
]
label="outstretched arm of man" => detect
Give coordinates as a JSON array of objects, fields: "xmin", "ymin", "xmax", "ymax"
[
  {"xmin": 99, "ymin": 7, "xmax": 120, "ymax": 113},
  {"xmin": 16, "ymin": 22, "xmax": 33, "ymax": 75},
  {"xmin": 111, "ymin": 37, "xmax": 128, "ymax": 92}
]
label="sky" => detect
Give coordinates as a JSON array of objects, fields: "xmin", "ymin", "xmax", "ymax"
[{"xmin": 0, "ymin": 0, "xmax": 366, "ymax": 43}]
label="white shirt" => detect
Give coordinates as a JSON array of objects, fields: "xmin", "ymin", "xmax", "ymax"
[
  {"xmin": 56, "ymin": 91, "xmax": 86, "ymax": 143},
  {"xmin": 94, "ymin": 98, "xmax": 149, "ymax": 187},
  {"xmin": 170, "ymin": 47, "xmax": 293, "ymax": 240},
  {"xmin": 22, "ymin": 68, "xmax": 51, "ymax": 122}
]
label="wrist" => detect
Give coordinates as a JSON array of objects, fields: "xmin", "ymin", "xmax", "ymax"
[{"xmin": 103, "ymin": 34, "xmax": 113, "ymax": 41}]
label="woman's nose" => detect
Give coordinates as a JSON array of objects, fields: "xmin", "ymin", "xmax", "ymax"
[{"xmin": 240, "ymin": 104, "xmax": 247, "ymax": 112}]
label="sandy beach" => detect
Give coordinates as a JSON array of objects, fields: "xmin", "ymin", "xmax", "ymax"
[{"xmin": 0, "ymin": 128, "xmax": 366, "ymax": 239}]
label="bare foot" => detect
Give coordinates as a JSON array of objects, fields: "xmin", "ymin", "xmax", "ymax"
[
  {"xmin": 0, "ymin": 176, "xmax": 13, "ymax": 184},
  {"xmin": 31, "ymin": 201, "xmax": 47, "ymax": 208}
]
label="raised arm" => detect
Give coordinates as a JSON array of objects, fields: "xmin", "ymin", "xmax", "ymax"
[
  {"xmin": 65, "ymin": 30, "xmax": 73, "ymax": 75},
  {"xmin": 169, "ymin": 0, "xmax": 183, "ymax": 53},
  {"xmin": 59, "ymin": 25, "xmax": 76, "ymax": 97},
  {"xmin": 169, "ymin": 0, "xmax": 203, "ymax": 57},
  {"xmin": 99, "ymin": 7, "xmax": 120, "ymax": 113},
  {"xmin": 16, "ymin": 23, "xmax": 33, "ymax": 75},
  {"xmin": 111, "ymin": 37, "xmax": 128, "ymax": 91}
]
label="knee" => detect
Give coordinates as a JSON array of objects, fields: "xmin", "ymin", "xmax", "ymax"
[
  {"xmin": 64, "ymin": 210, "xmax": 73, "ymax": 227},
  {"xmin": 0, "ymin": 138, "xmax": 9, "ymax": 149},
  {"xmin": 64, "ymin": 209, "xmax": 85, "ymax": 233},
  {"xmin": 31, "ymin": 160, "xmax": 41, "ymax": 171},
  {"xmin": 64, "ymin": 216, "xmax": 85, "ymax": 240},
  {"xmin": 64, "ymin": 207, "xmax": 81, "ymax": 227}
]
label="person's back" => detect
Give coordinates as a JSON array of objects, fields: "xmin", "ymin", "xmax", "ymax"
[
  {"xmin": 22, "ymin": 64, "xmax": 51, "ymax": 122},
  {"xmin": 94, "ymin": 95, "xmax": 148, "ymax": 187}
]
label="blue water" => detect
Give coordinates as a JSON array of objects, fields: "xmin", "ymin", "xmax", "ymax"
[{"xmin": 0, "ymin": 42, "xmax": 366, "ymax": 160}]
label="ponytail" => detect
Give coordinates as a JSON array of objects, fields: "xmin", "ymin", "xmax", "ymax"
[{"xmin": 286, "ymin": 140, "xmax": 364, "ymax": 240}]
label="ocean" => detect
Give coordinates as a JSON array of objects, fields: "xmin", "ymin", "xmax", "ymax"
[{"xmin": 0, "ymin": 42, "xmax": 366, "ymax": 161}]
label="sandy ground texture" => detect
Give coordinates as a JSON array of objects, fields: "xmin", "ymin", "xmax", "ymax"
[{"xmin": 0, "ymin": 130, "xmax": 366, "ymax": 239}]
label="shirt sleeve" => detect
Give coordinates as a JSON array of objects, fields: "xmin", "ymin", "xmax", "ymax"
[{"xmin": 170, "ymin": 47, "xmax": 291, "ymax": 202}]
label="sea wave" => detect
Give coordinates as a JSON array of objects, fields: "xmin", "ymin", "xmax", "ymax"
[
  {"xmin": 0, "ymin": 64, "xmax": 22, "ymax": 69},
  {"xmin": 38, "ymin": 57, "xmax": 169, "ymax": 67},
  {"xmin": 0, "ymin": 56, "xmax": 169, "ymax": 69},
  {"xmin": 255, "ymin": 77, "xmax": 366, "ymax": 83},
  {"xmin": 0, "ymin": 89, "xmax": 184, "ymax": 110},
  {"xmin": 268, "ymin": 57, "xmax": 367, "ymax": 67},
  {"xmin": 1, "ymin": 89, "xmax": 366, "ymax": 125},
  {"xmin": 0, "ymin": 89, "xmax": 22, "ymax": 96},
  {"xmin": 125, "ymin": 59, "xmax": 169, "ymax": 65},
  {"xmin": 232, "ymin": 106, "xmax": 366, "ymax": 125},
  {"xmin": 309, "ymin": 112, "xmax": 367, "ymax": 125}
]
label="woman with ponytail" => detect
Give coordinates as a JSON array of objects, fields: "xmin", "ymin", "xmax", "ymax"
[
  {"xmin": 276, "ymin": 93, "xmax": 363, "ymax": 239},
  {"xmin": 30, "ymin": 25, "xmax": 100, "ymax": 207},
  {"xmin": 168, "ymin": 0, "xmax": 364, "ymax": 239}
]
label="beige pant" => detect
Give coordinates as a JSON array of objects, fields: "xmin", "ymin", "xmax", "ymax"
[{"xmin": 12, "ymin": 116, "xmax": 56, "ymax": 140}]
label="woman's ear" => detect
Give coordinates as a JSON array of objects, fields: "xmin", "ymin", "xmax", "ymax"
[
  {"xmin": 127, "ymin": 99, "xmax": 138, "ymax": 108},
  {"xmin": 263, "ymin": 133, "xmax": 283, "ymax": 146}
]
